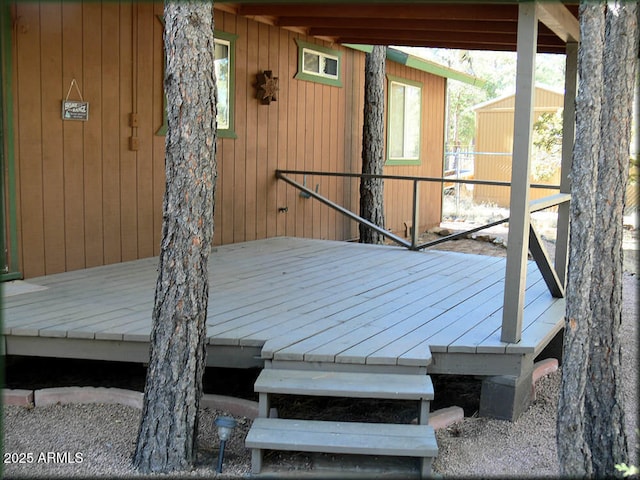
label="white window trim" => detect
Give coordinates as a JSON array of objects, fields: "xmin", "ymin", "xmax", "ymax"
[{"xmin": 301, "ymin": 48, "xmax": 340, "ymax": 80}]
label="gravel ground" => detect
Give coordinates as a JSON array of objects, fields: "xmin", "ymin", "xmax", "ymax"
[{"xmin": 3, "ymin": 243, "xmax": 638, "ymax": 478}]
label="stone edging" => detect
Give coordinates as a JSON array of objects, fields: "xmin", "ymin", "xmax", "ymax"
[{"xmin": 2, "ymin": 386, "xmax": 259, "ymax": 419}]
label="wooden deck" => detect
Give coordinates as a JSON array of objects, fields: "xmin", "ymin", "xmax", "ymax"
[{"xmin": 2, "ymin": 237, "xmax": 564, "ymax": 377}]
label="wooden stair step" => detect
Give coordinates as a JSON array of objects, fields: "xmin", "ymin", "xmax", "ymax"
[
  {"xmin": 254, "ymin": 368, "xmax": 434, "ymax": 400},
  {"xmin": 246, "ymin": 417, "xmax": 438, "ymax": 477}
]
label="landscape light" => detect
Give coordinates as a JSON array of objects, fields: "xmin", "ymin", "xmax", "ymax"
[{"xmin": 214, "ymin": 416, "xmax": 237, "ymax": 473}]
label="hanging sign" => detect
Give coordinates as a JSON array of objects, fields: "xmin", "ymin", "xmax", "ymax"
[{"xmin": 62, "ymin": 79, "xmax": 89, "ymax": 121}]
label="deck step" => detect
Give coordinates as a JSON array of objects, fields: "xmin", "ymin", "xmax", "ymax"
[
  {"xmin": 254, "ymin": 368, "xmax": 434, "ymax": 400},
  {"xmin": 246, "ymin": 418, "xmax": 438, "ymax": 476}
]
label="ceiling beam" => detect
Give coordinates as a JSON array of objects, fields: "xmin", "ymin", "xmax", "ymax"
[
  {"xmin": 237, "ymin": 4, "xmax": 519, "ymax": 21},
  {"xmin": 337, "ymin": 37, "xmax": 567, "ymax": 54},
  {"xmin": 536, "ymin": 2, "xmax": 580, "ymax": 42},
  {"xmin": 278, "ymin": 17, "xmax": 521, "ymax": 31},
  {"xmin": 313, "ymin": 28, "xmax": 523, "ymax": 45}
]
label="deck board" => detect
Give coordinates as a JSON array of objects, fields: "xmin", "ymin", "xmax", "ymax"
[{"xmin": 3, "ymin": 237, "xmax": 564, "ymax": 374}]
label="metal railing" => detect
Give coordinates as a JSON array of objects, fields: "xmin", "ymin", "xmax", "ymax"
[{"xmin": 276, "ymin": 169, "xmax": 562, "ymax": 250}]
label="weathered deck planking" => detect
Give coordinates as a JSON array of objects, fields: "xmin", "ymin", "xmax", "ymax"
[{"xmin": 2, "ymin": 237, "xmax": 564, "ymax": 374}]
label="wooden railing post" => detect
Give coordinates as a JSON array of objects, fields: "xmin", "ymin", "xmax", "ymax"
[
  {"xmin": 554, "ymin": 42, "xmax": 578, "ymax": 288},
  {"xmin": 411, "ymin": 179, "xmax": 420, "ymax": 249},
  {"xmin": 501, "ymin": 2, "xmax": 537, "ymax": 344}
]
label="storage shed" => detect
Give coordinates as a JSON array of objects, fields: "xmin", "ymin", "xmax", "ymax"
[{"xmin": 472, "ymin": 85, "xmax": 564, "ymax": 208}]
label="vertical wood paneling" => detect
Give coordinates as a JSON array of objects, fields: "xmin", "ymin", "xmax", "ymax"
[
  {"xmin": 39, "ymin": 2, "xmax": 65, "ymax": 274},
  {"xmin": 217, "ymin": 12, "xmax": 235, "ymax": 246},
  {"xmin": 15, "ymin": 3, "xmax": 45, "ymax": 278},
  {"xmin": 61, "ymin": 2, "xmax": 85, "ymax": 272},
  {"xmin": 119, "ymin": 2, "xmax": 137, "ymax": 261},
  {"xmin": 101, "ymin": 2, "xmax": 122, "ymax": 264},
  {"xmin": 244, "ymin": 18, "xmax": 259, "ymax": 241},
  {"xmin": 311, "ymin": 82, "xmax": 322, "ymax": 238},
  {"xmin": 382, "ymin": 60, "xmax": 445, "ymax": 236},
  {"xmin": 233, "ymin": 16, "xmax": 247, "ymax": 243},
  {"xmin": 152, "ymin": 2, "xmax": 165, "ymax": 255},
  {"xmin": 295, "ymin": 39, "xmax": 307, "ymax": 238},
  {"xmin": 13, "ymin": 4, "xmax": 451, "ymax": 277},
  {"xmin": 135, "ymin": 2, "xmax": 154, "ymax": 258},
  {"xmin": 255, "ymin": 21, "xmax": 269, "ymax": 240},
  {"xmin": 83, "ymin": 2, "xmax": 104, "ymax": 267},
  {"xmin": 284, "ymin": 31, "xmax": 298, "ymax": 237},
  {"xmin": 328, "ymin": 82, "xmax": 338, "ymax": 238},
  {"xmin": 265, "ymin": 23, "xmax": 279, "ymax": 239},
  {"xmin": 275, "ymin": 25, "xmax": 289, "ymax": 237}
]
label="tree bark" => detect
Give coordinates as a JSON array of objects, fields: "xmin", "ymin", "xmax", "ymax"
[
  {"xmin": 558, "ymin": 2, "xmax": 638, "ymax": 476},
  {"xmin": 359, "ymin": 45, "xmax": 386, "ymax": 244},
  {"xmin": 133, "ymin": 1, "xmax": 217, "ymax": 474},
  {"xmin": 557, "ymin": 5, "xmax": 603, "ymax": 473},
  {"xmin": 585, "ymin": 2, "xmax": 637, "ymax": 476}
]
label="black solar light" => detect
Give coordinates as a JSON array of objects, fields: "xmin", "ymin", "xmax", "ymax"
[{"xmin": 214, "ymin": 416, "xmax": 237, "ymax": 473}]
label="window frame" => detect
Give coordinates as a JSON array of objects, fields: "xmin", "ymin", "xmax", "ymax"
[
  {"xmin": 157, "ymin": 30, "xmax": 237, "ymax": 138},
  {"xmin": 386, "ymin": 75, "xmax": 423, "ymax": 166},
  {"xmin": 213, "ymin": 31, "xmax": 237, "ymax": 139},
  {"xmin": 294, "ymin": 39, "xmax": 343, "ymax": 88}
]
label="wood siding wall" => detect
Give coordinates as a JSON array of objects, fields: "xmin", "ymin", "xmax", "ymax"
[
  {"xmin": 11, "ymin": 2, "xmax": 167, "ymax": 278},
  {"xmin": 383, "ymin": 60, "xmax": 445, "ymax": 237},
  {"xmin": 10, "ymin": 1, "xmax": 445, "ymax": 278}
]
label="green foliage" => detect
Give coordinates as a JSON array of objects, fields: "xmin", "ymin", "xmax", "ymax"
[
  {"xmin": 629, "ymin": 154, "xmax": 638, "ymax": 185},
  {"xmin": 533, "ymin": 111, "xmax": 563, "ymax": 153},
  {"xmin": 615, "ymin": 463, "xmax": 639, "ymax": 477},
  {"xmin": 532, "ymin": 110, "xmax": 563, "ymax": 183}
]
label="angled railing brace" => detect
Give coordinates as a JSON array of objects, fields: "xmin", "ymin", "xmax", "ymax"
[
  {"xmin": 276, "ymin": 170, "xmax": 412, "ymax": 249},
  {"xmin": 276, "ymin": 169, "xmax": 569, "ymax": 300}
]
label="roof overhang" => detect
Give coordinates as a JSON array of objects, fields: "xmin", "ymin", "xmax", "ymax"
[
  {"xmin": 346, "ymin": 45, "xmax": 487, "ymax": 87},
  {"xmin": 215, "ymin": 1, "xmax": 580, "ymax": 54}
]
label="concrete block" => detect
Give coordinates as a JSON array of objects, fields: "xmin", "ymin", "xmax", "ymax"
[
  {"xmin": 479, "ymin": 370, "xmax": 533, "ymax": 421},
  {"xmin": 34, "ymin": 386, "xmax": 143, "ymax": 409},
  {"xmin": 201, "ymin": 393, "xmax": 259, "ymax": 419},
  {"xmin": 3, "ymin": 389, "xmax": 34, "ymax": 407}
]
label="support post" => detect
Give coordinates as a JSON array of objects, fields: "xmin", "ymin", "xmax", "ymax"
[
  {"xmin": 411, "ymin": 179, "xmax": 420, "ymax": 249},
  {"xmin": 554, "ymin": 42, "xmax": 578, "ymax": 287},
  {"xmin": 501, "ymin": 2, "xmax": 538, "ymax": 343}
]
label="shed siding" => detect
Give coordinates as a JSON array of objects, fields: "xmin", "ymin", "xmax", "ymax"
[
  {"xmin": 10, "ymin": 2, "xmax": 445, "ymax": 278},
  {"xmin": 474, "ymin": 87, "xmax": 564, "ymax": 208}
]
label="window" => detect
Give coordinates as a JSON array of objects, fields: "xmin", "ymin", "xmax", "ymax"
[
  {"xmin": 214, "ymin": 31, "xmax": 237, "ymax": 138},
  {"xmin": 294, "ymin": 39, "xmax": 342, "ymax": 87},
  {"xmin": 214, "ymin": 36, "xmax": 231, "ymax": 134},
  {"xmin": 157, "ymin": 30, "xmax": 237, "ymax": 138},
  {"xmin": 387, "ymin": 76, "xmax": 422, "ymax": 165}
]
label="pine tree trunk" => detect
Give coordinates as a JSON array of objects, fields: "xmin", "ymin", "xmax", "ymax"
[
  {"xmin": 359, "ymin": 45, "xmax": 386, "ymax": 244},
  {"xmin": 558, "ymin": 2, "xmax": 638, "ymax": 476},
  {"xmin": 133, "ymin": 1, "xmax": 217, "ymax": 473},
  {"xmin": 557, "ymin": 3, "xmax": 604, "ymax": 476},
  {"xmin": 585, "ymin": 2, "xmax": 637, "ymax": 476}
]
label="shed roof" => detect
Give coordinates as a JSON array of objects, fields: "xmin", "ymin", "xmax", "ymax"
[{"xmin": 472, "ymin": 85, "xmax": 565, "ymax": 112}]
